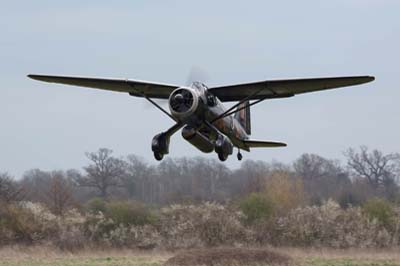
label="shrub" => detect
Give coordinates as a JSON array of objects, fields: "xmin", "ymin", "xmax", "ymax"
[
  {"xmin": 85, "ymin": 197, "xmax": 107, "ymax": 214},
  {"xmin": 363, "ymin": 198, "xmax": 395, "ymax": 229},
  {"xmin": 239, "ymin": 193, "xmax": 274, "ymax": 224},
  {"xmin": 1, "ymin": 199, "xmax": 400, "ymax": 249},
  {"xmin": 272, "ymin": 199, "xmax": 395, "ymax": 248},
  {"xmin": 159, "ymin": 202, "xmax": 249, "ymax": 248},
  {"xmin": 264, "ymin": 171, "xmax": 305, "ymax": 215},
  {"xmin": 105, "ymin": 200, "xmax": 157, "ymax": 226},
  {"xmin": 0, "ymin": 202, "xmax": 59, "ymax": 244}
]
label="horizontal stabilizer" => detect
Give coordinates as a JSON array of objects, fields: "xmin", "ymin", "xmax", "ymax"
[{"xmin": 244, "ymin": 140, "xmax": 287, "ymax": 148}]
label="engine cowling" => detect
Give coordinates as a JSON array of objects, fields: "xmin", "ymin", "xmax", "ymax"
[{"xmin": 169, "ymin": 87, "xmax": 200, "ymax": 120}]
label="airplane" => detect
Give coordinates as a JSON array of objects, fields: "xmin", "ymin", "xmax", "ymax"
[{"xmin": 28, "ymin": 74, "xmax": 374, "ymax": 161}]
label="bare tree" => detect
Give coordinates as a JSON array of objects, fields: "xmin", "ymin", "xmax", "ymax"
[
  {"xmin": 46, "ymin": 171, "xmax": 74, "ymax": 216},
  {"xmin": 345, "ymin": 146, "xmax": 400, "ymax": 188},
  {"xmin": 293, "ymin": 153, "xmax": 350, "ymax": 204},
  {"xmin": 293, "ymin": 154, "xmax": 346, "ymax": 181},
  {"xmin": 190, "ymin": 157, "xmax": 231, "ymax": 201},
  {"xmin": 0, "ymin": 172, "xmax": 23, "ymax": 203},
  {"xmin": 76, "ymin": 148, "xmax": 126, "ymax": 199},
  {"xmin": 237, "ymin": 160, "xmax": 270, "ymax": 194},
  {"xmin": 20, "ymin": 169, "xmax": 52, "ymax": 202},
  {"xmin": 124, "ymin": 154, "xmax": 149, "ymax": 199}
]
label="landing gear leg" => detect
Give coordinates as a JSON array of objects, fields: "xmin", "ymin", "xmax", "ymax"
[
  {"xmin": 151, "ymin": 123, "xmax": 183, "ymax": 161},
  {"xmin": 237, "ymin": 149, "xmax": 243, "ymax": 161}
]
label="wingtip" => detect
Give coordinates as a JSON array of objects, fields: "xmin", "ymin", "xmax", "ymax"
[
  {"xmin": 28, "ymin": 74, "xmax": 48, "ymax": 82},
  {"xmin": 27, "ymin": 74, "xmax": 39, "ymax": 80},
  {"xmin": 358, "ymin": 75, "xmax": 375, "ymax": 84}
]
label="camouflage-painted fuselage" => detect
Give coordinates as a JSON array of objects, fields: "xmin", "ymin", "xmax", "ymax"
[{"xmin": 168, "ymin": 82, "xmax": 250, "ymax": 153}]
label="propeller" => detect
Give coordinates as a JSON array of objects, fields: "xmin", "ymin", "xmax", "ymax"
[
  {"xmin": 143, "ymin": 66, "xmax": 209, "ymax": 110},
  {"xmin": 185, "ymin": 66, "xmax": 209, "ymax": 86}
]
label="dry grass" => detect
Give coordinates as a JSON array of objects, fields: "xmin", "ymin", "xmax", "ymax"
[{"xmin": 0, "ymin": 246, "xmax": 399, "ymax": 266}]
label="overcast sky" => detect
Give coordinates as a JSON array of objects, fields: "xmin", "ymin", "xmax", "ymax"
[{"xmin": 1, "ymin": 1, "xmax": 399, "ymax": 177}]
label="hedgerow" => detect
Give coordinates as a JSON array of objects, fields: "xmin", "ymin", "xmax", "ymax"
[{"xmin": 0, "ymin": 199, "xmax": 399, "ymax": 250}]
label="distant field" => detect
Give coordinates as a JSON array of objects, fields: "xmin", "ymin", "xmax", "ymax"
[{"xmin": 0, "ymin": 246, "xmax": 399, "ymax": 266}]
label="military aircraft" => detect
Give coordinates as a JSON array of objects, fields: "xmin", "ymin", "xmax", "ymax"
[{"xmin": 28, "ymin": 74, "xmax": 374, "ymax": 161}]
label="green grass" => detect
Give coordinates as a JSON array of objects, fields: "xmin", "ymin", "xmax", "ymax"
[
  {"xmin": 1, "ymin": 256, "xmax": 398, "ymax": 266},
  {"xmin": 301, "ymin": 257, "xmax": 400, "ymax": 266},
  {"xmin": 0, "ymin": 255, "xmax": 167, "ymax": 266},
  {"xmin": 0, "ymin": 247, "xmax": 399, "ymax": 266}
]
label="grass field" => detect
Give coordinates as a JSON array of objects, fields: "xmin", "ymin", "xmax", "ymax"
[{"xmin": 0, "ymin": 246, "xmax": 399, "ymax": 266}]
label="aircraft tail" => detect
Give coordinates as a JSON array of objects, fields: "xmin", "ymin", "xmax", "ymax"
[{"xmin": 234, "ymin": 101, "xmax": 251, "ymax": 135}]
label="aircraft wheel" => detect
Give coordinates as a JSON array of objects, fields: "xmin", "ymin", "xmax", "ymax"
[
  {"xmin": 218, "ymin": 152, "xmax": 228, "ymax": 162},
  {"xmin": 237, "ymin": 152, "xmax": 243, "ymax": 161},
  {"xmin": 154, "ymin": 152, "xmax": 164, "ymax": 161}
]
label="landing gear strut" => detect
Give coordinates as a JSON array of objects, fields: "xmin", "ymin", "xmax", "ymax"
[{"xmin": 151, "ymin": 123, "xmax": 184, "ymax": 161}]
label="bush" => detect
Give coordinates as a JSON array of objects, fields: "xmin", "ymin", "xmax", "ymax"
[
  {"xmin": 363, "ymin": 198, "xmax": 395, "ymax": 229},
  {"xmin": 1, "ymin": 199, "xmax": 399, "ymax": 249},
  {"xmin": 0, "ymin": 202, "xmax": 59, "ymax": 244},
  {"xmin": 159, "ymin": 202, "xmax": 249, "ymax": 248},
  {"xmin": 85, "ymin": 197, "xmax": 107, "ymax": 214},
  {"xmin": 83, "ymin": 211, "xmax": 161, "ymax": 248},
  {"xmin": 272, "ymin": 200, "xmax": 395, "ymax": 248},
  {"xmin": 105, "ymin": 200, "xmax": 157, "ymax": 226},
  {"xmin": 239, "ymin": 193, "xmax": 274, "ymax": 224},
  {"xmin": 264, "ymin": 171, "xmax": 305, "ymax": 215}
]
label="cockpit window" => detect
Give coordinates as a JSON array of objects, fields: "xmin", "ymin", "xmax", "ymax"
[
  {"xmin": 192, "ymin": 82, "xmax": 208, "ymax": 91},
  {"xmin": 206, "ymin": 93, "xmax": 216, "ymax": 106},
  {"xmin": 192, "ymin": 82, "xmax": 202, "ymax": 90}
]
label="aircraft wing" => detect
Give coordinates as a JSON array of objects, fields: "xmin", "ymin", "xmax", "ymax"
[
  {"xmin": 209, "ymin": 76, "xmax": 375, "ymax": 101},
  {"xmin": 28, "ymin": 74, "xmax": 179, "ymax": 99}
]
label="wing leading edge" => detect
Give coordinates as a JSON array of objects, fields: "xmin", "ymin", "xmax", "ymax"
[
  {"xmin": 28, "ymin": 74, "xmax": 374, "ymax": 102},
  {"xmin": 209, "ymin": 76, "xmax": 375, "ymax": 101},
  {"xmin": 28, "ymin": 74, "xmax": 179, "ymax": 99}
]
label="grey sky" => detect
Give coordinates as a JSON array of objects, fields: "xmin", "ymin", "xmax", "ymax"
[{"xmin": 1, "ymin": 1, "xmax": 399, "ymax": 177}]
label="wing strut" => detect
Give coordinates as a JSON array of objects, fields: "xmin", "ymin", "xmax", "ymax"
[
  {"xmin": 127, "ymin": 83, "xmax": 177, "ymax": 122},
  {"xmin": 210, "ymin": 88, "xmax": 293, "ymax": 124},
  {"xmin": 144, "ymin": 95, "xmax": 176, "ymax": 122}
]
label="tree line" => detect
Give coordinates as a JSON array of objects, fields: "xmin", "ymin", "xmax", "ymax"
[{"xmin": 1, "ymin": 146, "xmax": 400, "ymax": 216}]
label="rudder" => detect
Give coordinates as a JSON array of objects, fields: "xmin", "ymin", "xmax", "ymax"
[{"xmin": 234, "ymin": 101, "xmax": 251, "ymax": 135}]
